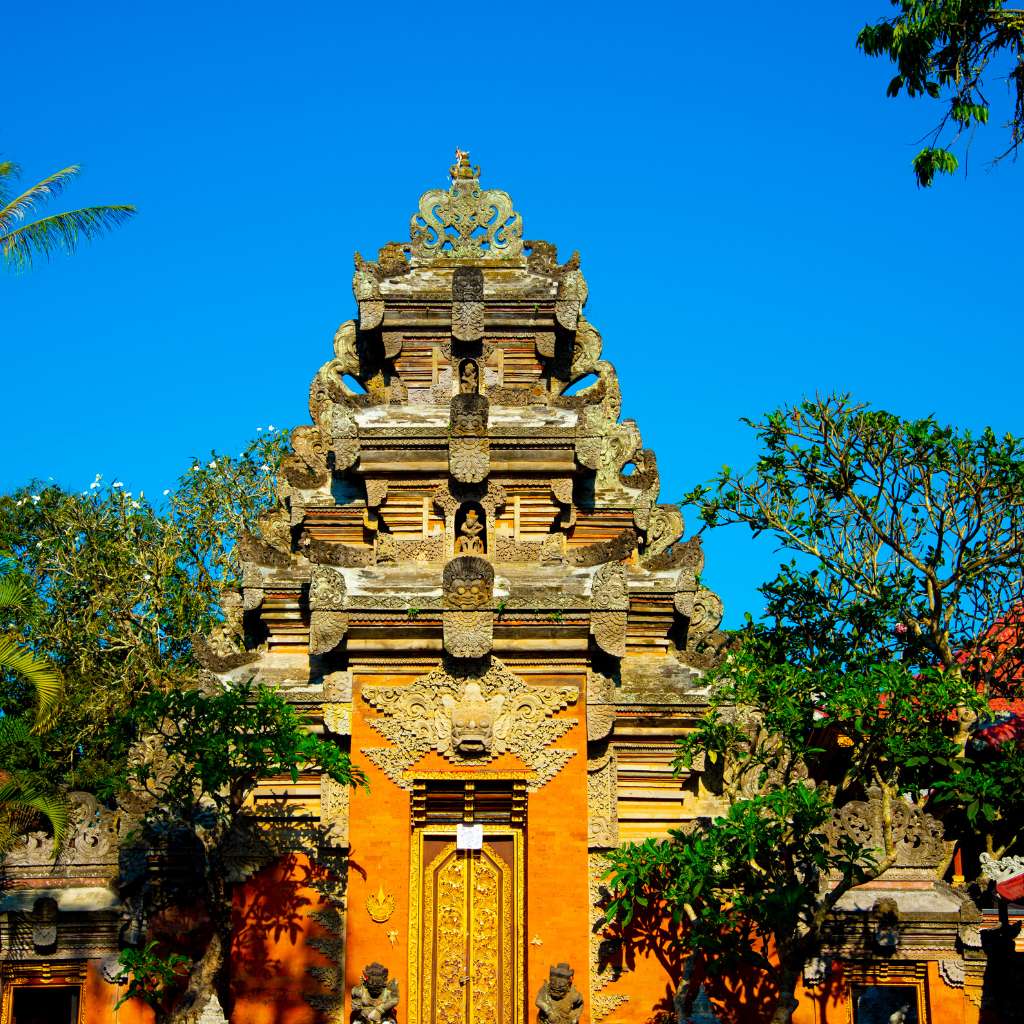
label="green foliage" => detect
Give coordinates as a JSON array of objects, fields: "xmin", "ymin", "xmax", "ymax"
[
  {"xmin": 0, "ymin": 566, "xmax": 67, "ymax": 850},
  {"xmin": 857, "ymin": 1, "xmax": 1024, "ymax": 185},
  {"xmin": 0, "ymin": 161, "xmax": 135, "ymax": 270},
  {"xmin": 115, "ymin": 680, "xmax": 365, "ymax": 823},
  {"xmin": 114, "ymin": 942, "xmax": 191, "ymax": 1011},
  {"xmin": 610, "ymin": 395, "xmax": 1024, "ymax": 1018},
  {"xmin": 685, "ymin": 394, "xmax": 1024, "ymax": 686},
  {"xmin": 0, "ymin": 430, "xmax": 289, "ymax": 794},
  {"xmin": 606, "ymin": 784, "xmax": 870, "ymax": 972}
]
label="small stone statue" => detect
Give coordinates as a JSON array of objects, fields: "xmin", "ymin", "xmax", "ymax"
[
  {"xmin": 459, "ymin": 359, "xmax": 480, "ymax": 394},
  {"xmin": 352, "ymin": 962, "xmax": 399, "ymax": 1024},
  {"xmin": 455, "ymin": 508, "xmax": 485, "ymax": 554},
  {"xmin": 536, "ymin": 963, "xmax": 583, "ymax": 1024}
]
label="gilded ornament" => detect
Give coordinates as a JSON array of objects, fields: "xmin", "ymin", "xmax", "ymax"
[{"xmin": 366, "ymin": 884, "xmax": 396, "ymax": 923}]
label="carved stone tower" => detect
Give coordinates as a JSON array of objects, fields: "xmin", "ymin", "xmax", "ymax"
[{"xmin": 219, "ymin": 151, "xmax": 726, "ymax": 1024}]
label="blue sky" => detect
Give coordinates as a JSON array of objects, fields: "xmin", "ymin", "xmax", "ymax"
[{"xmin": 3, "ymin": 1, "xmax": 1022, "ymax": 626}]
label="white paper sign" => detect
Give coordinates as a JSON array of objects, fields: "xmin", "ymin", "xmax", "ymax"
[{"xmin": 456, "ymin": 823, "xmax": 483, "ymax": 850}]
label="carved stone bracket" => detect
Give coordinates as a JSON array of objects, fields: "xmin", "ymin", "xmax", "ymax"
[
  {"xmin": 452, "ymin": 266, "xmax": 484, "ymax": 341},
  {"xmin": 590, "ymin": 563, "xmax": 628, "ymax": 658},
  {"xmin": 443, "ymin": 555, "xmax": 494, "ymax": 659},
  {"xmin": 449, "ymin": 392, "xmax": 490, "ymax": 483},
  {"xmin": 361, "ymin": 657, "xmax": 578, "ymax": 791}
]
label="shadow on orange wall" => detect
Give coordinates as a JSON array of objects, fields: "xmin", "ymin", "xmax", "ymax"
[
  {"xmin": 229, "ymin": 852, "xmax": 345, "ymax": 1024},
  {"xmin": 601, "ymin": 901, "xmax": 782, "ymax": 1024}
]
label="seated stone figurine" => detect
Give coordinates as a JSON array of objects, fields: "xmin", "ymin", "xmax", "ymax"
[
  {"xmin": 536, "ymin": 962, "xmax": 583, "ymax": 1024},
  {"xmin": 455, "ymin": 508, "xmax": 485, "ymax": 554},
  {"xmin": 352, "ymin": 962, "xmax": 399, "ymax": 1024}
]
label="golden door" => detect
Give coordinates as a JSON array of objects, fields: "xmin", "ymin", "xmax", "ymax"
[{"xmin": 409, "ymin": 833, "xmax": 522, "ymax": 1024}]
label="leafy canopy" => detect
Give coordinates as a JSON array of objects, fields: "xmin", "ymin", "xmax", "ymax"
[
  {"xmin": 0, "ymin": 430, "xmax": 289, "ymax": 795},
  {"xmin": 858, "ymin": 1, "xmax": 1024, "ymax": 185}
]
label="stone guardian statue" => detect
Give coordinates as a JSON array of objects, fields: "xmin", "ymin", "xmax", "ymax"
[
  {"xmin": 352, "ymin": 962, "xmax": 399, "ymax": 1024},
  {"xmin": 536, "ymin": 962, "xmax": 583, "ymax": 1024}
]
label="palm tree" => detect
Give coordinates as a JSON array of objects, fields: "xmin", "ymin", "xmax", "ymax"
[
  {"xmin": 0, "ymin": 571, "xmax": 67, "ymax": 850},
  {"xmin": 0, "ymin": 160, "xmax": 135, "ymax": 271}
]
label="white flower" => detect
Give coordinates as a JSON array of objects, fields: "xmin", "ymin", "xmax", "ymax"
[
  {"xmin": 35, "ymin": 542, "xmax": 42, "ymax": 549},
  {"xmin": 208, "ymin": 461, "xmax": 217, "ymax": 468},
  {"xmin": 163, "ymin": 489, "xmax": 170, "ymax": 496},
  {"xmin": 268, "ymin": 425, "xmax": 276, "ymax": 432},
  {"xmin": 259, "ymin": 463, "xmax": 270, "ymax": 472},
  {"xmin": 131, "ymin": 501, "xmax": 140, "ymax": 509},
  {"xmin": 139, "ymin": 491, "xmax": 145, "ymax": 499},
  {"xmin": 89, "ymin": 482, "xmax": 99, "ymax": 489},
  {"xmin": 31, "ymin": 495, "xmax": 40, "ymax": 503},
  {"xmin": 113, "ymin": 481, "xmax": 123, "ymax": 488},
  {"xmin": 257, "ymin": 427, "xmax": 263, "ymax": 432}
]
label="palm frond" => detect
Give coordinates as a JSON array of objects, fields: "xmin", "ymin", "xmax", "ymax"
[
  {"xmin": 0, "ymin": 165, "xmax": 80, "ymax": 234},
  {"xmin": 0, "ymin": 573, "xmax": 29, "ymax": 610},
  {"xmin": 0, "ymin": 634, "xmax": 62, "ymax": 727},
  {"xmin": 0, "ymin": 715, "xmax": 34, "ymax": 749},
  {"xmin": 0, "ymin": 778, "xmax": 69, "ymax": 851},
  {"xmin": 0, "ymin": 161, "xmax": 21, "ymax": 205},
  {"xmin": 1, "ymin": 204, "xmax": 136, "ymax": 271}
]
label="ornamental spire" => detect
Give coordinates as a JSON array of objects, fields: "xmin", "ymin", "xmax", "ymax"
[{"xmin": 409, "ymin": 149, "xmax": 523, "ymax": 263}]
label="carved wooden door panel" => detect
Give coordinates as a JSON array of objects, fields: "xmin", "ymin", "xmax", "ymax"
[{"xmin": 412, "ymin": 835, "xmax": 521, "ymax": 1024}]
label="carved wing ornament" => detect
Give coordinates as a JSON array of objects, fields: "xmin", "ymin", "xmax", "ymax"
[{"xmin": 361, "ymin": 658, "xmax": 578, "ymax": 791}]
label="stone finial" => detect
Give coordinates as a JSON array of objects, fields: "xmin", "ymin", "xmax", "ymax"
[{"xmin": 410, "ymin": 154, "xmax": 523, "ymax": 262}]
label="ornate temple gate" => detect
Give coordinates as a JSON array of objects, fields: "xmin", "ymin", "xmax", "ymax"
[{"xmin": 409, "ymin": 829, "xmax": 523, "ymax": 1024}]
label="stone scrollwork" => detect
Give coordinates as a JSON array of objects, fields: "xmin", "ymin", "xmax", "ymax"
[
  {"xmin": 410, "ymin": 151, "xmax": 523, "ymax": 262},
  {"xmin": 331, "ymin": 403, "xmax": 361, "ymax": 471},
  {"xmin": 555, "ymin": 252, "xmax": 588, "ymax": 331},
  {"xmin": 442, "ymin": 555, "xmax": 494, "ymax": 659},
  {"xmin": 640, "ymin": 504, "xmax": 684, "ymax": 564},
  {"xmin": 452, "ymin": 266, "xmax": 485, "ymax": 341},
  {"xmin": 361, "ymin": 657, "xmax": 578, "ymax": 791},
  {"xmin": 587, "ymin": 749, "xmax": 618, "ymax": 849},
  {"xmin": 827, "ymin": 787, "xmax": 946, "ymax": 871},
  {"xmin": 310, "ymin": 565, "xmax": 347, "ymax": 610},
  {"xmin": 685, "ymin": 588, "xmax": 723, "ymax": 651},
  {"xmin": 590, "ymin": 563, "xmax": 629, "ymax": 659},
  {"xmin": 5, "ymin": 791, "xmax": 122, "ymax": 868},
  {"xmin": 571, "ymin": 318, "xmax": 603, "ymax": 378},
  {"xmin": 353, "ymin": 252, "xmax": 385, "ymax": 331}
]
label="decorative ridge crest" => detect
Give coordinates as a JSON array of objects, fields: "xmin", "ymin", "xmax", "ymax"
[{"xmin": 410, "ymin": 150, "xmax": 523, "ymax": 263}]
